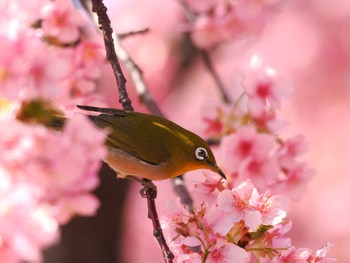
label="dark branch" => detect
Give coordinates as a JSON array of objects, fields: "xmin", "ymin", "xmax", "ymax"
[
  {"xmin": 118, "ymin": 28, "xmax": 150, "ymax": 39},
  {"xmin": 200, "ymin": 50, "xmax": 230, "ymax": 103},
  {"xmin": 113, "ymin": 32, "xmax": 163, "ymax": 116},
  {"xmin": 90, "ymin": 0, "xmax": 133, "ymax": 111},
  {"xmin": 140, "ymin": 180, "xmax": 174, "ymax": 263},
  {"xmin": 172, "ymin": 176, "xmax": 194, "ymax": 212}
]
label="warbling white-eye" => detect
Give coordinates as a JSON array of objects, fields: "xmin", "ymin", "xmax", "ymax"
[{"xmin": 76, "ymin": 105, "xmax": 226, "ymax": 181}]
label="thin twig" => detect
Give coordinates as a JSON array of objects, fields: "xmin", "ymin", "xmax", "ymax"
[
  {"xmin": 172, "ymin": 176, "xmax": 194, "ymax": 212},
  {"xmin": 200, "ymin": 50, "xmax": 230, "ymax": 103},
  {"xmin": 90, "ymin": 0, "xmax": 133, "ymax": 111},
  {"xmin": 113, "ymin": 32, "xmax": 163, "ymax": 117},
  {"xmin": 118, "ymin": 28, "xmax": 150, "ymax": 39},
  {"xmin": 140, "ymin": 180, "xmax": 174, "ymax": 263},
  {"xmin": 179, "ymin": 1, "xmax": 231, "ymax": 103}
]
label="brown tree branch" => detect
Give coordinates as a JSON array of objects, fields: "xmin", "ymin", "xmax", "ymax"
[
  {"xmin": 113, "ymin": 32, "xmax": 163, "ymax": 117},
  {"xmin": 90, "ymin": 0, "xmax": 133, "ymax": 111},
  {"xmin": 118, "ymin": 28, "xmax": 150, "ymax": 39},
  {"xmin": 140, "ymin": 180, "xmax": 174, "ymax": 262}
]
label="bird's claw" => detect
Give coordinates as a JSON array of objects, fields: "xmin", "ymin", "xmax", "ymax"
[{"xmin": 139, "ymin": 179, "xmax": 157, "ymax": 199}]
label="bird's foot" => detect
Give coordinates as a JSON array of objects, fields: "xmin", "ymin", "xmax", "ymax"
[
  {"xmin": 139, "ymin": 179, "xmax": 157, "ymax": 199},
  {"xmin": 127, "ymin": 176, "xmax": 158, "ymax": 199}
]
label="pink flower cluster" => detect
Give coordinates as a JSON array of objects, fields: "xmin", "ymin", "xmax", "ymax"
[
  {"xmin": 0, "ymin": 0, "xmax": 106, "ymax": 111},
  {"xmin": 0, "ymin": 115, "xmax": 106, "ymax": 262},
  {"xmin": 160, "ymin": 57, "xmax": 333, "ymax": 262},
  {"xmin": 270, "ymin": 242, "xmax": 334, "ymax": 263},
  {"xmin": 41, "ymin": 0, "xmax": 86, "ymax": 43},
  {"xmin": 202, "ymin": 56, "xmax": 312, "ymax": 200},
  {"xmin": 0, "ymin": 0, "xmax": 109, "ymax": 262},
  {"xmin": 162, "ymin": 180, "xmax": 290, "ymax": 262},
  {"xmin": 183, "ymin": 0, "xmax": 284, "ymax": 48}
]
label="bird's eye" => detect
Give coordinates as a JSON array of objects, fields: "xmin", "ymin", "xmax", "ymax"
[{"xmin": 195, "ymin": 147, "xmax": 208, "ymax": 161}]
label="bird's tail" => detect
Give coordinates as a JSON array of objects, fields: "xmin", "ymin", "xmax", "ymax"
[
  {"xmin": 16, "ymin": 99, "xmax": 67, "ymax": 130},
  {"xmin": 43, "ymin": 112, "xmax": 97, "ymax": 130},
  {"xmin": 15, "ymin": 100, "xmax": 107, "ymax": 130},
  {"xmin": 45, "ymin": 116, "xmax": 67, "ymax": 130}
]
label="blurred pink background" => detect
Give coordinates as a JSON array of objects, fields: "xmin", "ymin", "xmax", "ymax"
[
  {"xmin": 8, "ymin": 0, "xmax": 350, "ymax": 262},
  {"xmin": 41, "ymin": 0, "xmax": 350, "ymax": 262},
  {"xmin": 98, "ymin": 0, "xmax": 350, "ymax": 262}
]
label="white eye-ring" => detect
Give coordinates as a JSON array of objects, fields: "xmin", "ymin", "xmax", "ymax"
[{"xmin": 195, "ymin": 147, "xmax": 208, "ymax": 161}]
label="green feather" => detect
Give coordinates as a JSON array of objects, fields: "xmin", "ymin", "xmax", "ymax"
[{"xmin": 88, "ymin": 110, "xmax": 177, "ymax": 165}]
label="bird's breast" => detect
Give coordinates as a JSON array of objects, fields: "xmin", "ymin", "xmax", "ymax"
[{"xmin": 104, "ymin": 148, "xmax": 175, "ymax": 180}]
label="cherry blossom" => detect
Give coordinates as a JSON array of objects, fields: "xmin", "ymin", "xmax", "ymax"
[
  {"xmin": 216, "ymin": 181, "xmax": 290, "ymax": 231},
  {"xmin": 161, "ymin": 179, "xmax": 293, "ymax": 262},
  {"xmin": 244, "ymin": 56, "xmax": 292, "ymax": 114},
  {"xmin": 24, "ymin": 41, "xmax": 73, "ymax": 98},
  {"xmin": 0, "ymin": 34, "xmax": 29, "ymax": 99},
  {"xmin": 74, "ymin": 41, "xmax": 105, "ymax": 79},
  {"xmin": 182, "ymin": 0, "xmax": 218, "ymax": 13},
  {"xmin": 205, "ymin": 242, "xmax": 249, "ymax": 263},
  {"xmin": 0, "ymin": 1, "xmax": 107, "ymax": 108},
  {"xmin": 176, "ymin": 253, "xmax": 202, "ymax": 263},
  {"xmin": 220, "ymin": 127, "xmax": 274, "ymax": 170},
  {"xmin": 0, "ymin": 111, "xmax": 106, "ymax": 261},
  {"xmin": 200, "ymin": 56, "xmax": 292, "ymax": 137},
  {"xmin": 277, "ymin": 135, "xmax": 308, "ymax": 170},
  {"xmin": 159, "ymin": 53, "xmax": 332, "ymax": 261},
  {"xmin": 271, "ymin": 243, "xmax": 335, "ymax": 263},
  {"xmin": 186, "ymin": 0, "xmax": 284, "ymax": 48},
  {"xmin": 40, "ymin": 0, "xmax": 86, "ymax": 43},
  {"xmin": 201, "ymin": 100, "xmax": 230, "ymax": 139},
  {"xmin": 218, "ymin": 126, "xmax": 279, "ymax": 191}
]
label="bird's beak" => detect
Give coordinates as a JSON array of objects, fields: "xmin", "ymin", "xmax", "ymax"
[
  {"xmin": 216, "ymin": 167, "xmax": 226, "ymax": 180},
  {"xmin": 207, "ymin": 161, "xmax": 226, "ymax": 180}
]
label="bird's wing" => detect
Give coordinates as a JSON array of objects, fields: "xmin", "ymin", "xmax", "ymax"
[
  {"xmin": 77, "ymin": 105, "xmax": 129, "ymax": 115},
  {"xmin": 89, "ymin": 113, "xmax": 171, "ymax": 165}
]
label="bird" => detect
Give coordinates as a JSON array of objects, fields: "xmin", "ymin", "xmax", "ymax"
[{"xmin": 75, "ymin": 105, "xmax": 226, "ymax": 181}]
